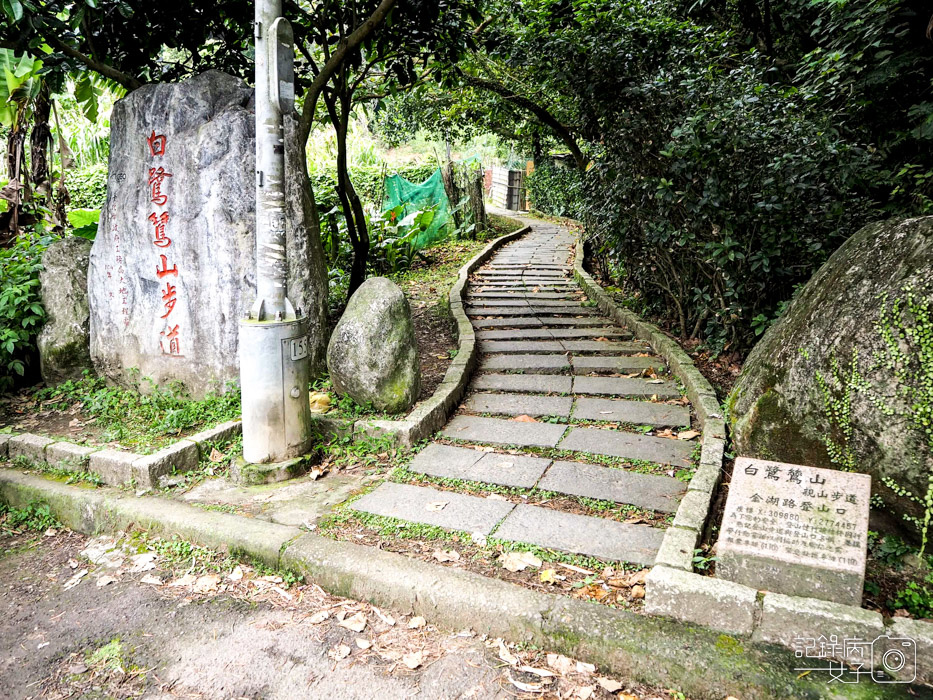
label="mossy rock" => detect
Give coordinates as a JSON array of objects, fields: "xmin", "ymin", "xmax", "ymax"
[
  {"xmin": 729, "ymin": 216, "xmax": 933, "ymax": 536},
  {"xmin": 326, "ymin": 277, "xmax": 421, "ymax": 414}
]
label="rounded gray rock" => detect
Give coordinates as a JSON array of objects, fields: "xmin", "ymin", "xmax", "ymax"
[{"xmin": 326, "ymin": 277, "xmax": 420, "ymax": 413}]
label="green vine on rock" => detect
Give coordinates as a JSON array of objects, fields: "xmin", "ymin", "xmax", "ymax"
[{"xmin": 808, "ymin": 285, "xmax": 933, "ymax": 555}]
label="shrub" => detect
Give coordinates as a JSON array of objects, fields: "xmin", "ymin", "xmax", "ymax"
[
  {"xmin": 68, "ymin": 162, "xmax": 108, "ymax": 209},
  {"xmin": 527, "ymin": 163, "xmax": 585, "ymax": 219},
  {"xmin": 0, "ymin": 231, "xmax": 57, "ymax": 389}
]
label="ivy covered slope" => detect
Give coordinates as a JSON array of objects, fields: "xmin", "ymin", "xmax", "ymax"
[{"xmin": 729, "ymin": 216, "xmax": 933, "ymax": 543}]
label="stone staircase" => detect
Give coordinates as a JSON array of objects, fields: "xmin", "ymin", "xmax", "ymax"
[{"xmin": 352, "ymin": 220, "xmax": 700, "ymax": 568}]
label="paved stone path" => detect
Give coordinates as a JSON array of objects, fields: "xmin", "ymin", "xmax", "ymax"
[{"xmin": 354, "ymin": 218, "xmax": 700, "ymax": 566}]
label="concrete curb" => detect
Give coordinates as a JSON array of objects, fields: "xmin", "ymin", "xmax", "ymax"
[
  {"xmin": 572, "ymin": 242, "xmax": 725, "ymax": 572},
  {"xmin": 572, "ymin": 243, "xmax": 933, "ymax": 686},
  {"xmin": 313, "ymin": 225, "xmax": 532, "ymax": 449},
  {"xmin": 0, "ymin": 468, "xmax": 901, "ymax": 699},
  {"xmin": 4, "ymin": 420, "xmax": 242, "ymax": 490}
]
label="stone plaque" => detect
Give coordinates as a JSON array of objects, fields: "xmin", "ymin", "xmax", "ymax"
[{"xmin": 717, "ymin": 457, "xmax": 870, "ymax": 606}]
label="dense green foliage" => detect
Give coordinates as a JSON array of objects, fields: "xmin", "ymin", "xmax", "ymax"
[
  {"xmin": 526, "ymin": 163, "xmax": 585, "ymax": 220},
  {"xmin": 0, "ymin": 232, "xmax": 56, "ymax": 388},
  {"xmin": 376, "ymin": 0, "xmax": 933, "ymax": 351},
  {"xmin": 67, "ymin": 162, "xmax": 108, "ymax": 209}
]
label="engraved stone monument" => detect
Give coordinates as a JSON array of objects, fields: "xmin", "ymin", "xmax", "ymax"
[
  {"xmin": 87, "ymin": 71, "xmax": 327, "ymax": 398},
  {"xmin": 718, "ymin": 457, "xmax": 871, "ymax": 606}
]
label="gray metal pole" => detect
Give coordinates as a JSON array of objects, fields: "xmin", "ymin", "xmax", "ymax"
[{"xmin": 238, "ymin": 0, "xmax": 312, "ymax": 465}]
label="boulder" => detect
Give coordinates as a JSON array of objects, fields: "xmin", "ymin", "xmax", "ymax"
[
  {"xmin": 87, "ymin": 70, "xmax": 328, "ymax": 398},
  {"xmin": 326, "ymin": 278, "xmax": 420, "ymax": 413},
  {"xmin": 38, "ymin": 236, "xmax": 94, "ymax": 384},
  {"xmin": 729, "ymin": 216, "xmax": 933, "ymax": 532}
]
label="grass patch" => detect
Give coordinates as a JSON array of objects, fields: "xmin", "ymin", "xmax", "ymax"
[
  {"xmin": 0, "ymin": 501, "xmax": 60, "ymax": 535},
  {"xmin": 30, "ymin": 372, "xmax": 240, "ymax": 453}
]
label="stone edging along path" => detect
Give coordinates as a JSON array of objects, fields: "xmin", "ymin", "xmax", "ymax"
[
  {"xmin": 311, "ymin": 224, "xmax": 534, "ymax": 447},
  {"xmin": 574, "ymin": 243, "xmax": 932, "ymax": 685}
]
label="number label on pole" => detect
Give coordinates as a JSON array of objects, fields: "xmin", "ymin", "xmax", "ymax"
[{"xmin": 270, "ymin": 17, "xmax": 295, "ymax": 113}]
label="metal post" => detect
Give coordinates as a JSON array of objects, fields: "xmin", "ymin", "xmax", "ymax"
[{"xmin": 238, "ymin": 0, "xmax": 312, "ymax": 464}]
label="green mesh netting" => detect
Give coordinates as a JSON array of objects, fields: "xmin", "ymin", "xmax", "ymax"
[
  {"xmin": 382, "ymin": 156, "xmax": 484, "ymax": 250},
  {"xmin": 383, "ymin": 168, "xmax": 450, "ymax": 249}
]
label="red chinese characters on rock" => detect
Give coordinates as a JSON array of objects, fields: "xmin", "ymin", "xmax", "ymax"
[{"xmin": 146, "ymin": 130, "xmax": 183, "ymax": 357}]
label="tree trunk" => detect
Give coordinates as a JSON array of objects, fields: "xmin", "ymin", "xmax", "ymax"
[
  {"xmin": 29, "ymin": 86, "xmax": 52, "ymax": 207},
  {"xmin": 441, "ymin": 162, "xmax": 464, "ymax": 233}
]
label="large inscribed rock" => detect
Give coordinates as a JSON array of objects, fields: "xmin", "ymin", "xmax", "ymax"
[
  {"xmin": 729, "ymin": 216, "xmax": 933, "ymax": 529},
  {"xmin": 88, "ymin": 71, "xmax": 327, "ymax": 398},
  {"xmin": 326, "ymin": 277, "xmax": 420, "ymax": 413}
]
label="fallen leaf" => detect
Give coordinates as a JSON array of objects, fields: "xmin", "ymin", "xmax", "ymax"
[
  {"xmin": 547, "ymin": 653, "xmax": 574, "ymax": 675},
  {"xmin": 508, "ymin": 672, "xmax": 547, "ymax": 692},
  {"xmin": 540, "ymin": 569, "xmax": 561, "ymax": 584},
  {"xmin": 403, "ymin": 651, "xmax": 424, "ymax": 669},
  {"xmin": 228, "ymin": 566, "xmax": 244, "ymax": 581},
  {"xmin": 408, "ymin": 616, "xmax": 426, "ymax": 629},
  {"xmin": 169, "ymin": 573, "xmax": 197, "ymax": 588},
  {"xmin": 43, "ymin": 528, "xmax": 57, "ymax": 537},
  {"xmin": 96, "ymin": 575, "xmax": 118, "ymax": 587},
  {"xmin": 597, "ymin": 677, "xmax": 624, "ymax": 693},
  {"xmin": 372, "ymin": 607, "xmax": 395, "ymax": 626},
  {"xmin": 128, "ymin": 552, "xmax": 157, "ymax": 572},
  {"xmin": 470, "ymin": 532, "xmax": 488, "ymax": 547},
  {"xmin": 425, "ymin": 501, "xmax": 448, "ymax": 512},
  {"xmin": 628, "ymin": 569, "xmax": 649, "ymax": 586},
  {"xmin": 520, "ymin": 665, "xmax": 556, "ymax": 678},
  {"xmin": 309, "ymin": 392, "xmax": 332, "ymax": 414},
  {"xmin": 576, "ymin": 686, "xmax": 595, "ymax": 699},
  {"xmin": 576, "ymin": 661, "xmax": 596, "ymax": 674},
  {"xmin": 497, "ymin": 639, "xmax": 519, "ymax": 666},
  {"xmin": 355, "ymin": 638, "xmax": 372, "ymax": 650},
  {"xmin": 500, "ymin": 551, "xmax": 542, "ymax": 572},
  {"xmin": 630, "ymin": 585, "xmax": 645, "ymax": 600},
  {"xmin": 495, "ymin": 461, "xmax": 514, "ymax": 468},
  {"xmin": 140, "ymin": 574, "xmax": 163, "ymax": 585},
  {"xmin": 307, "ymin": 610, "xmax": 330, "ymax": 624},
  {"xmin": 511, "ymin": 415, "xmax": 538, "ymax": 423},
  {"xmin": 433, "ymin": 549, "xmax": 461, "ymax": 563},
  {"xmin": 328, "ymin": 644, "xmax": 351, "ymax": 661},
  {"xmin": 677, "ymin": 430, "xmax": 701, "ymax": 440},
  {"xmin": 339, "ymin": 612, "xmax": 367, "ymax": 633},
  {"xmin": 209, "ymin": 447, "xmax": 225, "ymax": 462},
  {"xmin": 486, "ymin": 493, "xmax": 508, "ymax": 501},
  {"xmin": 63, "ymin": 569, "xmax": 88, "ymax": 590},
  {"xmin": 647, "ymin": 379, "xmax": 664, "ymax": 384},
  {"xmin": 194, "ymin": 574, "xmax": 221, "ymax": 594}
]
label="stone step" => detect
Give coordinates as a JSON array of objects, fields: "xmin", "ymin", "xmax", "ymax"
[
  {"xmin": 462, "ymin": 392, "xmax": 573, "ymax": 418},
  {"xmin": 468, "ymin": 306, "xmax": 597, "ymax": 317},
  {"xmin": 572, "ymin": 376, "xmax": 680, "ymax": 398},
  {"xmin": 559, "ymin": 426, "xmax": 696, "ymax": 467},
  {"xmin": 571, "ymin": 355, "xmax": 662, "ymax": 372},
  {"xmin": 479, "ymin": 340, "xmax": 565, "ymax": 353},
  {"xmin": 471, "ymin": 317, "xmax": 544, "ymax": 328},
  {"xmin": 468, "ymin": 299, "xmax": 585, "ymax": 308},
  {"xmin": 353, "ymin": 482, "xmax": 514, "ymax": 535},
  {"xmin": 472, "ymin": 373, "xmax": 573, "ymax": 395},
  {"xmin": 561, "ymin": 340, "xmax": 644, "ymax": 352},
  {"xmin": 572, "ymin": 397, "xmax": 691, "ymax": 427},
  {"xmin": 408, "ymin": 443, "xmax": 551, "ymax": 488},
  {"xmin": 480, "ymin": 354, "xmax": 571, "ymax": 373},
  {"xmin": 467, "ymin": 291, "xmax": 581, "ymax": 300},
  {"xmin": 537, "ymin": 460, "xmax": 685, "ymax": 513},
  {"xmin": 476, "ymin": 328, "xmax": 628, "ymax": 340},
  {"xmin": 442, "ymin": 415, "xmax": 567, "ymax": 448},
  {"xmin": 492, "ymin": 504, "xmax": 663, "ymax": 565},
  {"xmin": 537, "ymin": 317, "xmax": 614, "ymax": 327},
  {"xmin": 472, "ymin": 281, "xmax": 576, "ymax": 288}
]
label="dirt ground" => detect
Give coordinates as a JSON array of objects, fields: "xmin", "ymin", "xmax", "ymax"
[{"xmin": 0, "ymin": 527, "xmax": 678, "ymax": 700}]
